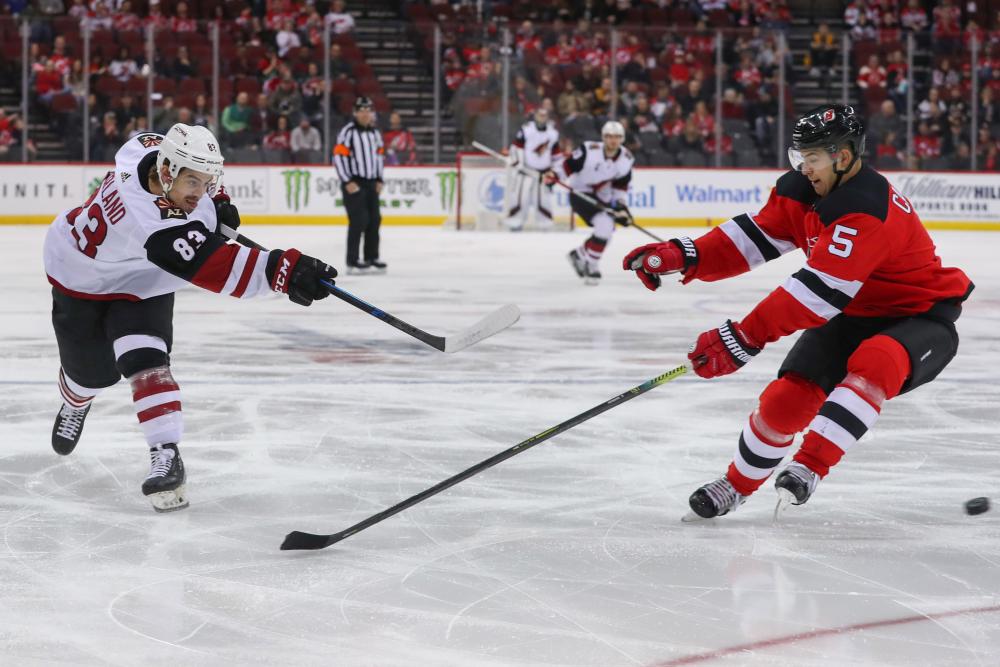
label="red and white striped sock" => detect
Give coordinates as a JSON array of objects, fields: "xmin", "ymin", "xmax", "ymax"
[
  {"xmin": 58, "ymin": 368, "xmax": 102, "ymax": 410},
  {"xmin": 578, "ymin": 235, "xmax": 608, "ymax": 269},
  {"xmin": 129, "ymin": 366, "xmax": 183, "ymax": 447},
  {"xmin": 725, "ymin": 411, "xmax": 794, "ymax": 497},
  {"xmin": 794, "ymin": 381, "xmax": 882, "ymax": 478}
]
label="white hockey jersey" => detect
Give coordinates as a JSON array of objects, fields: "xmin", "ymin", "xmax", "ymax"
[
  {"xmin": 44, "ymin": 133, "xmax": 273, "ymax": 301},
  {"xmin": 511, "ymin": 121, "xmax": 562, "ymax": 171},
  {"xmin": 557, "ymin": 141, "xmax": 634, "ymax": 206}
]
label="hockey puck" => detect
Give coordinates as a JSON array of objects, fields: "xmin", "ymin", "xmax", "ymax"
[{"xmin": 965, "ymin": 497, "xmax": 990, "ymax": 516}]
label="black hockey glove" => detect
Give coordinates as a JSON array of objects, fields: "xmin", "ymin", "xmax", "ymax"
[
  {"xmin": 266, "ymin": 249, "xmax": 338, "ymax": 307},
  {"xmin": 213, "ymin": 186, "xmax": 241, "ymax": 233},
  {"xmin": 609, "ymin": 201, "xmax": 633, "ymax": 226}
]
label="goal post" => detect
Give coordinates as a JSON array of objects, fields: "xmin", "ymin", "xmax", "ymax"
[{"xmin": 448, "ymin": 151, "xmax": 574, "ymax": 231}]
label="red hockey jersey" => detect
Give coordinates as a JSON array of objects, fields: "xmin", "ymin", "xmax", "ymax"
[{"xmin": 685, "ymin": 166, "xmax": 973, "ymax": 345}]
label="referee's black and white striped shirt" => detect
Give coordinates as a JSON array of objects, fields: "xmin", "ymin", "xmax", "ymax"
[{"xmin": 333, "ymin": 121, "xmax": 384, "ymax": 182}]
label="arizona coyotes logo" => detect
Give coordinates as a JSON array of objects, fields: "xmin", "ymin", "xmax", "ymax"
[
  {"xmin": 533, "ymin": 141, "xmax": 550, "ymax": 156},
  {"xmin": 154, "ymin": 197, "xmax": 187, "ymax": 220},
  {"xmin": 137, "ymin": 133, "xmax": 162, "ymax": 148}
]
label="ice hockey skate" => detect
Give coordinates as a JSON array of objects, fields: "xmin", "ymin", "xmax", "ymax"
[
  {"xmin": 683, "ymin": 477, "xmax": 746, "ymax": 521},
  {"xmin": 567, "ymin": 249, "xmax": 587, "ymax": 278},
  {"xmin": 584, "ymin": 265, "xmax": 601, "ymax": 286},
  {"xmin": 51, "ymin": 402, "xmax": 91, "ymax": 456},
  {"xmin": 346, "ymin": 261, "xmax": 372, "ymax": 275},
  {"xmin": 368, "ymin": 259, "xmax": 388, "ymax": 274},
  {"xmin": 142, "ymin": 444, "xmax": 188, "ymax": 512},
  {"xmin": 773, "ymin": 461, "xmax": 820, "ymax": 520}
]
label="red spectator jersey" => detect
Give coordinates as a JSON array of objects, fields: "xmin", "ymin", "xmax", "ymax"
[{"xmin": 683, "ymin": 167, "xmax": 973, "ymax": 345}]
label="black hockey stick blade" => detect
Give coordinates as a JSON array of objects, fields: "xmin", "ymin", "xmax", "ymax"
[
  {"xmin": 281, "ymin": 530, "xmax": 335, "ymax": 550},
  {"xmin": 280, "ymin": 363, "xmax": 691, "ymax": 551}
]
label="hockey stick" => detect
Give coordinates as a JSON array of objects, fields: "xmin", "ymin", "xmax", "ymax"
[
  {"xmin": 218, "ymin": 225, "xmax": 520, "ymax": 353},
  {"xmin": 280, "ymin": 362, "xmax": 691, "ymax": 550},
  {"xmin": 471, "ymin": 141, "xmax": 665, "ymax": 243}
]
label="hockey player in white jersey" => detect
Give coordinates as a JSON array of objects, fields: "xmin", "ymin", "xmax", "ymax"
[
  {"xmin": 505, "ymin": 108, "xmax": 562, "ymax": 231},
  {"xmin": 555, "ymin": 121, "xmax": 635, "ymax": 284},
  {"xmin": 43, "ymin": 123, "xmax": 338, "ymax": 512}
]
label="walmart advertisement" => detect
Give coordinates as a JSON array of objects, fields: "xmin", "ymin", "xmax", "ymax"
[{"xmin": 1, "ymin": 165, "xmax": 998, "ymax": 229}]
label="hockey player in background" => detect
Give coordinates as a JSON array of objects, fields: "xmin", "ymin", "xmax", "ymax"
[
  {"xmin": 622, "ymin": 105, "xmax": 973, "ymax": 520},
  {"xmin": 505, "ymin": 107, "xmax": 561, "ymax": 231},
  {"xmin": 556, "ymin": 121, "xmax": 635, "ymax": 285},
  {"xmin": 43, "ymin": 124, "xmax": 338, "ymax": 512}
]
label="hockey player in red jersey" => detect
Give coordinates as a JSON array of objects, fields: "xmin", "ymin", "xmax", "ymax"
[
  {"xmin": 44, "ymin": 123, "xmax": 338, "ymax": 512},
  {"xmin": 622, "ymin": 104, "xmax": 973, "ymax": 520}
]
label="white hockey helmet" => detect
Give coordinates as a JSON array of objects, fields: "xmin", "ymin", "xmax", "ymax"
[
  {"xmin": 601, "ymin": 120, "xmax": 625, "ymax": 138},
  {"xmin": 156, "ymin": 123, "xmax": 225, "ymax": 193}
]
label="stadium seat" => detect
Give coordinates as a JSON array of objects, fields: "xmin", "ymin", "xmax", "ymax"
[
  {"xmin": 678, "ymin": 150, "xmax": 708, "ymax": 167},
  {"xmin": 50, "ymin": 92, "xmax": 79, "ymax": 114},
  {"xmin": 261, "ymin": 148, "xmax": 291, "ymax": 164}
]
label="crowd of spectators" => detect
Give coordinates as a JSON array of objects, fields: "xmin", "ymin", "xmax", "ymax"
[
  {"xmin": 831, "ymin": 0, "xmax": 1000, "ymax": 170},
  {"xmin": 0, "ymin": 0, "xmax": 396, "ymax": 162},
  {"xmin": 411, "ymin": 2, "xmax": 796, "ymax": 167}
]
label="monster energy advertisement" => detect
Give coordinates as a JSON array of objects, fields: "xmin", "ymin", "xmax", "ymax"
[{"xmin": 267, "ymin": 167, "xmax": 458, "ymax": 220}]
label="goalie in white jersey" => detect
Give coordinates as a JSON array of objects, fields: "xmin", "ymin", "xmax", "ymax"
[
  {"xmin": 554, "ymin": 121, "xmax": 635, "ymax": 284},
  {"xmin": 505, "ymin": 108, "xmax": 562, "ymax": 231},
  {"xmin": 43, "ymin": 123, "xmax": 338, "ymax": 512}
]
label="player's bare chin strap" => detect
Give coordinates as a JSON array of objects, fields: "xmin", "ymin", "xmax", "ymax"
[{"xmin": 831, "ymin": 153, "xmax": 860, "ymax": 192}]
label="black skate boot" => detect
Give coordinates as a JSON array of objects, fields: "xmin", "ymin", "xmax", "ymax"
[
  {"xmin": 142, "ymin": 444, "xmax": 188, "ymax": 512},
  {"xmin": 773, "ymin": 462, "xmax": 819, "ymax": 520},
  {"xmin": 346, "ymin": 261, "xmax": 372, "ymax": 275},
  {"xmin": 368, "ymin": 259, "xmax": 387, "ymax": 274},
  {"xmin": 584, "ymin": 265, "xmax": 602, "ymax": 286},
  {"xmin": 567, "ymin": 249, "xmax": 587, "ymax": 278},
  {"xmin": 683, "ymin": 477, "xmax": 745, "ymax": 521},
  {"xmin": 51, "ymin": 403, "xmax": 91, "ymax": 456}
]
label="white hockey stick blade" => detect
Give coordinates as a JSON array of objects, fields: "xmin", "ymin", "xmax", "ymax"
[{"xmin": 443, "ymin": 304, "xmax": 521, "ymax": 353}]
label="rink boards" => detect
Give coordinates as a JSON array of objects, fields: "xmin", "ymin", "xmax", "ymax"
[{"xmin": 1, "ymin": 164, "xmax": 998, "ymax": 229}]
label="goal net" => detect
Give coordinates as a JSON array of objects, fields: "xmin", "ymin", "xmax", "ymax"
[{"xmin": 448, "ymin": 152, "xmax": 573, "ymax": 231}]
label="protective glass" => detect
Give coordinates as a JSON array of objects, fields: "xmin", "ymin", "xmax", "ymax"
[{"xmin": 788, "ymin": 147, "xmax": 835, "ymax": 172}]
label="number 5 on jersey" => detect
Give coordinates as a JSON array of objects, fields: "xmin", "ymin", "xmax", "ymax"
[{"xmin": 828, "ymin": 224, "xmax": 857, "ymax": 258}]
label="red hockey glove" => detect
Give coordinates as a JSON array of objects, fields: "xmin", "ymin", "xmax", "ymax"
[
  {"xmin": 688, "ymin": 319, "xmax": 762, "ymax": 379},
  {"xmin": 267, "ymin": 249, "xmax": 338, "ymax": 307},
  {"xmin": 621, "ymin": 237, "xmax": 698, "ymax": 291},
  {"xmin": 542, "ymin": 170, "xmax": 558, "ymax": 186}
]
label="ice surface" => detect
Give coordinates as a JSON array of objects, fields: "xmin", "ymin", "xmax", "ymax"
[{"xmin": 1, "ymin": 225, "xmax": 998, "ymax": 666}]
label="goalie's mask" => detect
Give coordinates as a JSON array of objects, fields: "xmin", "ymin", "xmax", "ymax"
[
  {"xmin": 156, "ymin": 123, "xmax": 225, "ymax": 194},
  {"xmin": 788, "ymin": 104, "xmax": 866, "ymax": 192}
]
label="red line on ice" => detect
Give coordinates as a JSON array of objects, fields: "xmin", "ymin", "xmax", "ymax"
[{"xmin": 651, "ymin": 603, "xmax": 1000, "ymax": 666}]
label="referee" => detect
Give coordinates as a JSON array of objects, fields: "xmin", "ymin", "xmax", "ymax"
[{"xmin": 334, "ymin": 97, "xmax": 386, "ymax": 274}]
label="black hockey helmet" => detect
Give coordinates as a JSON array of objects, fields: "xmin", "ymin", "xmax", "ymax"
[
  {"xmin": 789, "ymin": 104, "xmax": 865, "ymax": 191},
  {"xmin": 353, "ymin": 96, "xmax": 373, "ymax": 111},
  {"xmin": 791, "ymin": 104, "xmax": 866, "ymax": 159}
]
